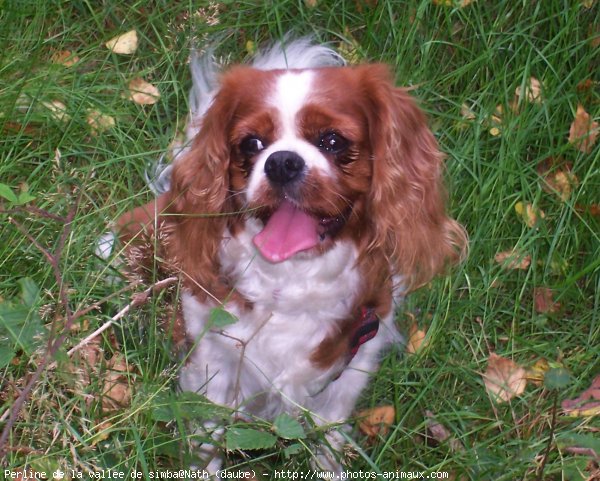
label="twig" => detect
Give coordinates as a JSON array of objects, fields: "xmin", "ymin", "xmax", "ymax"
[
  {"xmin": 0, "ymin": 276, "xmax": 178, "ymax": 423},
  {"xmin": 64, "ymin": 276, "xmax": 178, "ymax": 360},
  {"xmin": 536, "ymin": 393, "xmax": 559, "ymax": 481}
]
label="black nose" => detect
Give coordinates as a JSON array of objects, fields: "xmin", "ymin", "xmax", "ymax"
[{"xmin": 264, "ymin": 151, "xmax": 305, "ymax": 185}]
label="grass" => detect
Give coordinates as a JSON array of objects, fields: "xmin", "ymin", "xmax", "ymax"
[{"xmin": 0, "ymin": 0, "xmax": 598, "ymax": 479}]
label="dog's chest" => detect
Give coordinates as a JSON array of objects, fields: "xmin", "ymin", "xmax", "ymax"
[{"xmin": 180, "ymin": 226, "xmax": 363, "ymax": 413}]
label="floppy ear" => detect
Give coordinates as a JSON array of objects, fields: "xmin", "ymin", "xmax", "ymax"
[
  {"xmin": 361, "ymin": 65, "xmax": 467, "ymax": 290},
  {"xmin": 164, "ymin": 89, "xmax": 238, "ymax": 299}
]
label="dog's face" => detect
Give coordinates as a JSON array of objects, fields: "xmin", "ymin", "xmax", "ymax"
[{"xmin": 125, "ymin": 64, "xmax": 466, "ymax": 295}]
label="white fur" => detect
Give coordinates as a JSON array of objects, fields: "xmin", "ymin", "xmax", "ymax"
[
  {"xmin": 246, "ymin": 71, "xmax": 333, "ymax": 201},
  {"xmin": 180, "ymin": 220, "xmax": 399, "ymax": 420}
]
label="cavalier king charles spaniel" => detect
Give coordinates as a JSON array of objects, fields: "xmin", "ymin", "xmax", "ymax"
[{"xmin": 115, "ymin": 38, "xmax": 467, "ymax": 476}]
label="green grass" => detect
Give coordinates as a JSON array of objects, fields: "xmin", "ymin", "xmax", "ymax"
[{"xmin": 1, "ymin": 0, "xmax": 598, "ymax": 479}]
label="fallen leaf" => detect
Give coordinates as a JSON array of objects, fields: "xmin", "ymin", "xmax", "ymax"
[
  {"xmin": 51, "ymin": 50, "xmax": 80, "ymax": 67},
  {"xmin": 569, "ymin": 104, "xmax": 599, "ymax": 154},
  {"xmin": 105, "ymin": 30, "xmax": 138, "ymax": 55},
  {"xmin": 488, "ymin": 104, "xmax": 503, "ymax": 136},
  {"xmin": 515, "ymin": 77, "xmax": 543, "ymax": 104},
  {"xmin": 305, "ymin": 0, "xmax": 319, "ymax": 6},
  {"xmin": 87, "ymin": 109, "xmax": 115, "ymax": 134},
  {"xmin": 460, "ymin": 103, "xmax": 476, "ymax": 121},
  {"xmin": 101, "ymin": 354, "xmax": 133, "ymax": 412},
  {"xmin": 406, "ymin": 323, "xmax": 428, "ymax": 354},
  {"xmin": 537, "ymin": 157, "xmax": 578, "ymax": 201},
  {"xmin": 90, "ymin": 421, "xmax": 113, "ymax": 446},
  {"xmin": 562, "ymin": 375, "xmax": 600, "ymax": 417},
  {"xmin": 358, "ymin": 405, "xmax": 395, "ymax": 437},
  {"xmin": 41, "ymin": 100, "xmax": 69, "ymax": 122},
  {"xmin": 533, "ymin": 287, "xmax": 560, "ymax": 314},
  {"xmin": 482, "ymin": 353, "xmax": 527, "ymax": 403},
  {"xmin": 127, "ymin": 78, "xmax": 160, "ymax": 105},
  {"xmin": 494, "ymin": 249, "xmax": 531, "ymax": 270},
  {"xmin": 526, "ymin": 358, "xmax": 550, "ymax": 386},
  {"xmin": 515, "ymin": 201, "xmax": 545, "ymax": 228},
  {"xmin": 245, "ymin": 40, "xmax": 256, "ymax": 55},
  {"xmin": 71, "ymin": 338, "xmax": 103, "ymax": 386},
  {"xmin": 424, "ymin": 410, "xmax": 465, "ymax": 452}
]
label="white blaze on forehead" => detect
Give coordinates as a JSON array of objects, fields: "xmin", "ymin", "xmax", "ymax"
[
  {"xmin": 245, "ymin": 70, "xmax": 333, "ymax": 201},
  {"xmin": 270, "ymin": 70, "xmax": 314, "ymax": 135}
]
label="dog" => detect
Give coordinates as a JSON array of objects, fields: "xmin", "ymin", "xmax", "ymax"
[{"xmin": 115, "ymin": 37, "xmax": 467, "ymax": 476}]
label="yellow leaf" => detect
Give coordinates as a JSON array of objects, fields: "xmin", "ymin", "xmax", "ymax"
[
  {"xmin": 105, "ymin": 30, "xmax": 138, "ymax": 55},
  {"xmin": 127, "ymin": 78, "xmax": 160, "ymax": 105},
  {"xmin": 357, "ymin": 405, "xmax": 395, "ymax": 437},
  {"xmin": 515, "ymin": 201, "xmax": 545, "ymax": 228},
  {"xmin": 87, "ymin": 109, "xmax": 115, "ymax": 134},
  {"xmin": 526, "ymin": 358, "xmax": 549, "ymax": 386},
  {"xmin": 245, "ymin": 40, "xmax": 256, "ymax": 55},
  {"xmin": 568, "ymin": 104, "xmax": 599, "ymax": 153},
  {"xmin": 482, "ymin": 353, "xmax": 527, "ymax": 403},
  {"xmin": 406, "ymin": 323, "xmax": 428, "ymax": 354}
]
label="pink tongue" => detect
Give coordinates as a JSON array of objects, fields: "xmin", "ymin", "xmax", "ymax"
[{"xmin": 253, "ymin": 201, "xmax": 319, "ymax": 262}]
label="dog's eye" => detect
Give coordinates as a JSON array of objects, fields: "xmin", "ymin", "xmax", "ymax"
[
  {"xmin": 318, "ymin": 132, "xmax": 349, "ymax": 154},
  {"xmin": 239, "ymin": 136, "xmax": 265, "ymax": 156}
]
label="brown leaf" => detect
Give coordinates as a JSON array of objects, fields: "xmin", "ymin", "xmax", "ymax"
[
  {"xmin": 71, "ymin": 338, "xmax": 103, "ymax": 386},
  {"xmin": 482, "ymin": 353, "xmax": 527, "ymax": 403},
  {"xmin": 533, "ymin": 287, "xmax": 561, "ymax": 314},
  {"xmin": 357, "ymin": 405, "xmax": 395, "ymax": 437},
  {"xmin": 424, "ymin": 410, "xmax": 465, "ymax": 452},
  {"xmin": 494, "ymin": 249, "xmax": 531, "ymax": 270},
  {"xmin": 515, "ymin": 77, "xmax": 543, "ymax": 104},
  {"xmin": 101, "ymin": 354, "xmax": 133, "ymax": 412},
  {"xmin": 569, "ymin": 104, "xmax": 599, "ymax": 153},
  {"xmin": 127, "ymin": 78, "xmax": 160, "ymax": 105},
  {"xmin": 105, "ymin": 30, "xmax": 138, "ymax": 55},
  {"xmin": 562, "ymin": 375, "xmax": 600, "ymax": 417},
  {"xmin": 406, "ymin": 322, "xmax": 428, "ymax": 354},
  {"xmin": 536, "ymin": 157, "xmax": 579, "ymax": 201},
  {"xmin": 51, "ymin": 50, "xmax": 80, "ymax": 67},
  {"xmin": 515, "ymin": 201, "xmax": 545, "ymax": 228}
]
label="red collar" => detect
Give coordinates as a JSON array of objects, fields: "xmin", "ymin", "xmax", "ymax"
[{"xmin": 348, "ymin": 306, "xmax": 380, "ymax": 360}]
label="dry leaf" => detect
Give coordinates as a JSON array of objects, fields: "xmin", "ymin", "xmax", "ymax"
[
  {"xmin": 101, "ymin": 354, "xmax": 133, "ymax": 412},
  {"xmin": 245, "ymin": 40, "xmax": 256, "ymax": 55},
  {"xmin": 87, "ymin": 109, "xmax": 115, "ymax": 134},
  {"xmin": 495, "ymin": 249, "xmax": 531, "ymax": 270},
  {"xmin": 70, "ymin": 338, "xmax": 103, "ymax": 386},
  {"xmin": 41, "ymin": 100, "xmax": 69, "ymax": 122},
  {"xmin": 482, "ymin": 353, "xmax": 527, "ymax": 403},
  {"xmin": 51, "ymin": 50, "xmax": 80, "ymax": 67},
  {"xmin": 127, "ymin": 78, "xmax": 160, "ymax": 105},
  {"xmin": 358, "ymin": 405, "xmax": 395, "ymax": 437},
  {"xmin": 562, "ymin": 375, "xmax": 600, "ymax": 417},
  {"xmin": 305, "ymin": 0, "xmax": 319, "ymax": 6},
  {"xmin": 569, "ymin": 104, "xmax": 599, "ymax": 154},
  {"xmin": 533, "ymin": 287, "xmax": 560, "ymax": 314},
  {"xmin": 515, "ymin": 201, "xmax": 545, "ymax": 228},
  {"xmin": 105, "ymin": 30, "xmax": 138, "ymax": 55},
  {"xmin": 460, "ymin": 103, "xmax": 476, "ymax": 121},
  {"xmin": 90, "ymin": 421, "xmax": 113, "ymax": 446},
  {"xmin": 526, "ymin": 358, "xmax": 549, "ymax": 386},
  {"xmin": 537, "ymin": 157, "xmax": 578, "ymax": 201},
  {"xmin": 424, "ymin": 410, "xmax": 465, "ymax": 452},
  {"xmin": 515, "ymin": 77, "xmax": 543, "ymax": 104},
  {"xmin": 406, "ymin": 323, "xmax": 428, "ymax": 354}
]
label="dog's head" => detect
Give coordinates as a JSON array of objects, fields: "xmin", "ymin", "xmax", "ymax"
[{"xmin": 120, "ymin": 65, "xmax": 466, "ymax": 295}]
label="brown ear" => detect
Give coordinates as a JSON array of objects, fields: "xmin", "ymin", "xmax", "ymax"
[
  {"xmin": 164, "ymin": 85, "xmax": 238, "ymax": 298},
  {"xmin": 360, "ymin": 65, "xmax": 467, "ymax": 289}
]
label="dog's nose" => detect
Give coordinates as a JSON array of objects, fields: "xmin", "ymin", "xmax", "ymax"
[{"xmin": 264, "ymin": 151, "xmax": 305, "ymax": 185}]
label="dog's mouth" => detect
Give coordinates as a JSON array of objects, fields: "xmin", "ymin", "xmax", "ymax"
[{"xmin": 252, "ymin": 199, "xmax": 350, "ymax": 263}]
